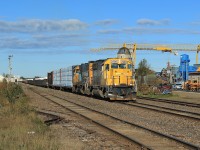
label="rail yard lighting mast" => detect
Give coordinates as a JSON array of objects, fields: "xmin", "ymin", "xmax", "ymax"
[{"xmin": 8, "ymin": 55, "xmax": 13, "ymax": 82}]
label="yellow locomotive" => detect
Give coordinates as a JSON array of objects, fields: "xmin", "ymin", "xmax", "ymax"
[
  {"xmin": 47, "ymin": 46, "xmax": 137, "ymax": 101},
  {"xmin": 72, "ymin": 47, "xmax": 137, "ymax": 100}
]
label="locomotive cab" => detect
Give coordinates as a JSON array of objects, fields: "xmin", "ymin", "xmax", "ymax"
[
  {"xmin": 101, "ymin": 58, "xmax": 136, "ymax": 100},
  {"xmin": 103, "ymin": 60, "xmax": 133, "ymax": 86}
]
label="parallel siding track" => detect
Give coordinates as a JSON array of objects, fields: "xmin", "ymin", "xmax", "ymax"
[
  {"xmin": 120, "ymin": 102, "xmax": 200, "ymax": 121},
  {"xmin": 30, "ymin": 87, "xmax": 200, "ymax": 150},
  {"xmin": 137, "ymin": 96, "xmax": 200, "ymax": 108}
]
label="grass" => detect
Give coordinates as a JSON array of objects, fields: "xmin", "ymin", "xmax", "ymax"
[
  {"xmin": 137, "ymin": 91, "xmax": 179, "ymax": 99},
  {"xmin": 137, "ymin": 84, "xmax": 180, "ymax": 99},
  {"xmin": 0, "ymin": 81, "xmax": 60, "ymax": 150}
]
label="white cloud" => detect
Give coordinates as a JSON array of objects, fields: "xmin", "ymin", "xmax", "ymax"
[
  {"xmin": 94, "ymin": 19, "xmax": 119, "ymax": 26},
  {"xmin": 123, "ymin": 27, "xmax": 200, "ymax": 34},
  {"xmin": 190, "ymin": 21, "xmax": 200, "ymax": 26},
  {"xmin": 97, "ymin": 29, "xmax": 121, "ymax": 34},
  {"xmin": 0, "ymin": 19, "xmax": 88, "ymax": 33},
  {"xmin": 1, "ymin": 18, "xmax": 199, "ymax": 53},
  {"xmin": 97, "ymin": 27, "xmax": 200, "ymax": 35},
  {"xmin": 136, "ymin": 18, "xmax": 170, "ymax": 26},
  {"xmin": 0, "ymin": 33, "xmax": 89, "ymax": 49},
  {"xmin": 0, "ymin": 19, "xmax": 90, "ymax": 51},
  {"xmin": 5, "ymin": 49, "xmax": 90, "ymax": 55}
]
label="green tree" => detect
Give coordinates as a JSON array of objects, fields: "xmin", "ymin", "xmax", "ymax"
[{"xmin": 137, "ymin": 59, "xmax": 151, "ymax": 84}]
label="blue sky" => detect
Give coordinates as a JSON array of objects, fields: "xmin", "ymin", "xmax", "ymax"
[{"xmin": 0, "ymin": 0, "xmax": 200, "ymax": 77}]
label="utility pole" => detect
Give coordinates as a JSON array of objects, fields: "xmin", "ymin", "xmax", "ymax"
[{"xmin": 8, "ymin": 55, "xmax": 13, "ymax": 82}]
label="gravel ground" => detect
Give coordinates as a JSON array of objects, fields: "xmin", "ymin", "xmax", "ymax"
[
  {"xmin": 23, "ymin": 84, "xmax": 140, "ymax": 150},
  {"xmin": 165, "ymin": 96, "xmax": 200, "ymax": 104},
  {"xmin": 30, "ymin": 85, "xmax": 200, "ymax": 147},
  {"xmin": 136, "ymin": 99, "xmax": 200, "ymax": 114}
]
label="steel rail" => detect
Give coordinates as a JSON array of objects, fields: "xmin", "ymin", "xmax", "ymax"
[
  {"xmin": 30, "ymin": 88, "xmax": 200, "ymax": 150},
  {"xmin": 35, "ymin": 109, "xmax": 63, "ymax": 125},
  {"xmin": 137, "ymin": 96, "xmax": 200, "ymax": 108},
  {"xmin": 119, "ymin": 102, "xmax": 200, "ymax": 121},
  {"xmin": 31, "ymin": 89, "xmax": 152, "ymax": 150}
]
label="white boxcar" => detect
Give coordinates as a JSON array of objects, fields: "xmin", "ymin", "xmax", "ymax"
[{"xmin": 52, "ymin": 66, "xmax": 73, "ymax": 88}]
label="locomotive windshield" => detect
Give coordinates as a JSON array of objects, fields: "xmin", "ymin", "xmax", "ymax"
[
  {"xmin": 111, "ymin": 63, "xmax": 118, "ymax": 68},
  {"xmin": 128, "ymin": 64, "xmax": 132, "ymax": 69},
  {"xmin": 111, "ymin": 63, "xmax": 127, "ymax": 69},
  {"xmin": 119, "ymin": 64, "xmax": 126, "ymax": 69}
]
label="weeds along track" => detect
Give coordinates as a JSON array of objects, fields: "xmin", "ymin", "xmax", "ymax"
[
  {"xmin": 120, "ymin": 101, "xmax": 200, "ymax": 121},
  {"xmin": 30, "ymin": 88, "xmax": 200, "ymax": 150},
  {"xmin": 137, "ymin": 96, "xmax": 200, "ymax": 108}
]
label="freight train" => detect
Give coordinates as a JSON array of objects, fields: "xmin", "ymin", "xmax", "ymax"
[
  {"xmin": 47, "ymin": 58, "xmax": 137, "ymax": 100},
  {"xmin": 26, "ymin": 46, "xmax": 137, "ymax": 101}
]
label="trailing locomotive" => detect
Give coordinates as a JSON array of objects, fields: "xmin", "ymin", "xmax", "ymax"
[{"xmin": 47, "ymin": 57, "xmax": 137, "ymax": 101}]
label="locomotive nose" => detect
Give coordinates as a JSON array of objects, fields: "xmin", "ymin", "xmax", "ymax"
[{"xmin": 112, "ymin": 73, "xmax": 129, "ymax": 86}]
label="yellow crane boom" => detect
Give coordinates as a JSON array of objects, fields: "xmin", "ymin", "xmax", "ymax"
[{"xmin": 91, "ymin": 43, "xmax": 200, "ymax": 66}]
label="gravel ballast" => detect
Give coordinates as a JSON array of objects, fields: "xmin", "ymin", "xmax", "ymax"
[
  {"xmin": 27, "ymin": 84, "xmax": 200, "ymax": 147},
  {"xmin": 23, "ymin": 84, "xmax": 140, "ymax": 150}
]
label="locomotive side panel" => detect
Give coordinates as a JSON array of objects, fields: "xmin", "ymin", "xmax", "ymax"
[
  {"xmin": 80, "ymin": 63, "xmax": 89, "ymax": 86},
  {"xmin": 92, "ymin": 60, "xmax": 105, "ymax": 87}
]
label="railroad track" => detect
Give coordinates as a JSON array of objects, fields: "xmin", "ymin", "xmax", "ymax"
[
  {"xmin": 174, "ymin": 89, "xmax": 200, "ymax": 93},
  {"xmin": 30, "ymin": 87, "xmax": 200, "ymax": 150},
  {"xmin": 119, "ymin": 101, "xmax": 200, "ymax": 121},
  {"xmin": 137, "ymin": 96, "xmax": 200, "ymax": 108},
  {"xmin": 35, "ymin": 109, "xmax": 63, "ymax": 125}
]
